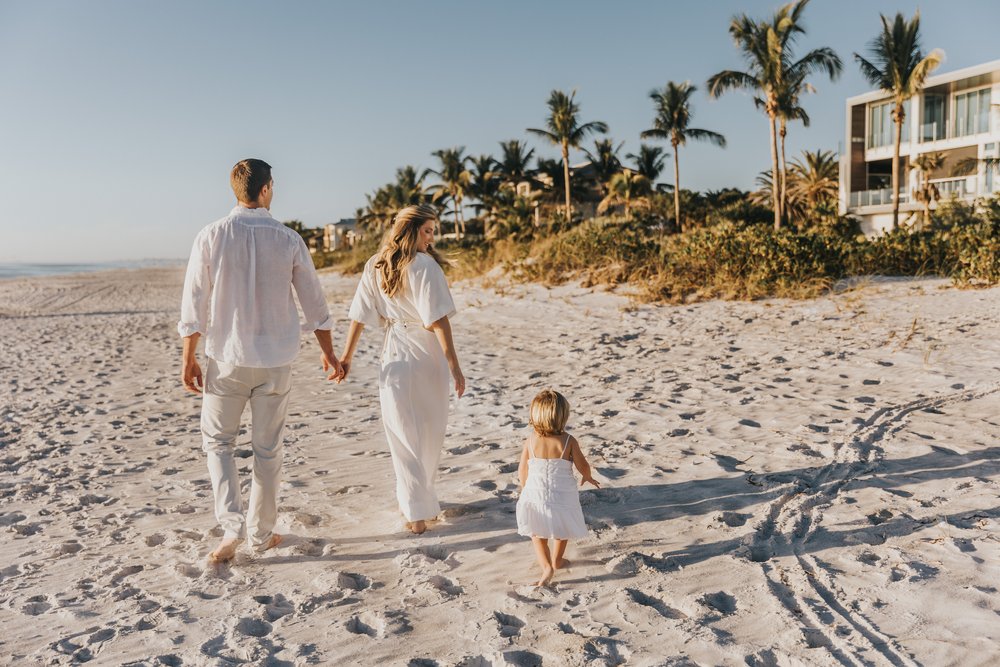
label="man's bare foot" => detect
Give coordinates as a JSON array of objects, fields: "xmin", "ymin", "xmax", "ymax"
[
  {"xmin": 408, "ymin": 520, "xmax": 426, "ymax": 535},
  {"xmin": 208, "ymin": 538, "xmax": 242, "ymax": 563},
  {"xmin": 259, "ymin": 534, "xmax": 284, "ymax": 551},
  {"xmin": 536, "ymin": 564, "xmax": 554, "ymax": 587},
  {"xmin": 553, "ymin": 557, "xmax": 571, "ymax": 570}
]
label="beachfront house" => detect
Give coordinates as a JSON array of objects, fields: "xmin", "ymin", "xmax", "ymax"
[
  {"xmin": 840, "ymin": 59, "xmax": 1000, "ymax": 234},
  {"xmin": 323, "ymin": 218, "xmax": 360, "ymax": 251}
]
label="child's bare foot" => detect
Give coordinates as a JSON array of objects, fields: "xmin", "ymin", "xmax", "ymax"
[
  {"xmin": 536, "ymin": 564, "xmax": 554, "ymax": 587},
  {"xmin": 553, "ymin": 557, "xmax": 571, "ymax": 570},
  {"xmin": 208, "ymin": 538, "xmax": 242, "ymax": 563},
  {"xmin": 408, "ymin": 520, "xmax": 427, "ymax": 535}
]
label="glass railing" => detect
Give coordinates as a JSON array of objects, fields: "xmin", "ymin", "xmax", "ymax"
[
  {"xmin": 919, "ymin": 117, "xmax": 993, "ymax": 143},
  {"xmin": 931, "ymin": 177, "xmax": 976, "ymax": 198},
  {"xmin": 848, "ymin": 188, "xmax": 909, "ymax": 208}
]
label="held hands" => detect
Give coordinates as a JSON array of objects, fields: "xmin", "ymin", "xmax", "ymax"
[
  {"xmin": 321, "ymin": 352, "xmax": 346, "ymax": 383},
  {"xmin": 182, "ymin": 360, "xmax": 203, "ymax": 394},
  {"xmin": 580, "ymin": 474, "xmax": 601, "ymax": 489}
]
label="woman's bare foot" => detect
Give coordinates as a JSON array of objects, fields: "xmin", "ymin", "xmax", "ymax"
[
  {"xmin": 552, "ymin": 557, "xmax": 571, "ymax": 570},
  {"xmin": 208, "ymin": 538, "xmax": 242, "ymax": 563},
  {"xmin": 536, "ymin": 564, "xmax": 554, "ymax": 587},
  {"xmin": 408, "ymin": 520, "xmax": 427, "ymax": 535}
]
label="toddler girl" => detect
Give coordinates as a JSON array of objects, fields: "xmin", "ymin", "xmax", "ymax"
[{"xmin": 515, "ymin": 389, "xmax": 600, "ymax": 586}]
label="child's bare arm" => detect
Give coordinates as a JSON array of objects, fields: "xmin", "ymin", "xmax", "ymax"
[
  {"xmin": 571, "ymin": 437, "xmax": 601, "ymax": 488},
  {"xmin": 517, "ymin": 442, "xmax": 530, "ymax": 488}
]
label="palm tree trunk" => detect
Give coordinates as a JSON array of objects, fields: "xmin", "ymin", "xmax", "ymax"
[
  {"xmin": 892, "ymin": 105, "xmax": 903, "ymax": 230},
  {"xmin": 562, "ymin": 142, "xmax": 572, "ymax": 223},
  {"xmin": 779, "ymin": 119, "xmax": 788, "ymax": 228},
  {"xmin": 768, "ymin": 114, "xmax": 782, "ymax": 231},
  {"xmin": 456, "ymin": 194, "xmax": 465, "ymax": 237},
  {"xmin": 625, "ymin": 197, "xmax": 631, "ymax": 221},
  {"xmin": 672, "ymin": 144, "xmax": 681, "ymax": 233}
]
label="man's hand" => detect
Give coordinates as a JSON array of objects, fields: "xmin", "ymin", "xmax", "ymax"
[
  {"xmin": 181, "ymin": 333, "xmax": 203, "ymax": 394},
  {"xmin": 183, "ymin": 360, "xmax": 204, "ymax": 394},
  {"xmin": 322, "ymin": 352, "xmax": 345, "ymax": 382}
]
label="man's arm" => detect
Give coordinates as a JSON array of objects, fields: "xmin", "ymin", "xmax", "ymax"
[
  {"xmin": 315, "ymin": 329, "xmax": 344, "ymax": 381},
  {"xmin": 182, "ymin": 333, "xmax": 203, "ymax": 394}
]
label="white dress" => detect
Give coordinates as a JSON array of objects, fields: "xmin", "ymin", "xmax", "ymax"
[
  {"xmin": 348, "ymin": 253, "xmax": 457, "ymax": 522},
  {"xmin": 516, "ymin": 434, "xmax": 588, "ymax": 539}
]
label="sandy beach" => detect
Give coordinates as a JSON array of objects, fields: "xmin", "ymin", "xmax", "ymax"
[{"xmin": 1, "ymin": 267, "xmax": 999, "ymax": 666}]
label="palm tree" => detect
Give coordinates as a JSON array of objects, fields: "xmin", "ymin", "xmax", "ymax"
[
  {"xmin": 911, "ymin": 151, "xmax": 945, "ymax": 228},
  {"xmin": 527, "ymin": 90, "xmax": 608, "ymax": 222},
  {"xmin": 361, "ymin": 166, "xmax": 430, "ymax": 230},
  {"xmin": 642, "ymin": 81, "xmax": 726, "ymax": 233},
  {"xmin": 855, "ymin": 11, "xmax": 943, "ymax": 229},
  {"xmin": 583, "ymin": 138, "xmax": 624, "ymax": 195},
  {"xmin": 427, "ymin": 147, "xmax": 473, "ymax": 237},
  {"xmin": 709, "ymin": 0, "xmax": 841, "ymax": 230},
  {"xmin": 787, "ymin": 149, "xmax": 839, "ymax": 224},
  {"xmin": 626, "ymin": 144, "xmax": 668, "ymax": 185},
  {"xmin": 598, "ymin": 170, "xmax": 651, "ymax": 221},
  {"xmin": 497, "ymin": 139, "xmax": 536, "ymax": 190},
  {"xmin": 468, "ymin": 154, "xmax": 501, "ymax": 235}
]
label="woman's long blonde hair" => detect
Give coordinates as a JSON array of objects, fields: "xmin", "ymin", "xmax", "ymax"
[{"xmin": 375, "ymin": 204, "xmax": 449, "ymax": 297}]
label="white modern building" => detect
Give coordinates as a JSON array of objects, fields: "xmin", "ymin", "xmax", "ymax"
[{"xmin": 840, "ymin": 59, "xmax": 1000, "ymax": 234}]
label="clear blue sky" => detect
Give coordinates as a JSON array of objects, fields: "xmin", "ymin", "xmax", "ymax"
[{"xmin": 1, "ymin": 0, "xmax": 998, "ymax": 262}]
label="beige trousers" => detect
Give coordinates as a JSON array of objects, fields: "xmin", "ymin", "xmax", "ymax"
[{"xmin": 201, "ymin": 358, "xmax": 292, "ymax": 548}]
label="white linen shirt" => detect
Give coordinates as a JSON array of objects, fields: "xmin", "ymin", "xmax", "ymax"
[{"xmin": 178, "ymin": 206, "xmax": 333, "ymax": 368}]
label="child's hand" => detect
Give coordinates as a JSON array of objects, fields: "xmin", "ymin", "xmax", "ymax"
[{"xmin": 580, "ymin": 474, "xmax": 601, "ymax": 488}]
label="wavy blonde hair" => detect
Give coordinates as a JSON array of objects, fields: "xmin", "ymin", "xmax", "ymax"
[
  {"xmin": 375, "ymin": 204, "xmax": 449, "ymax": 298},
  {"xmin": 530, "ymin": 389, "xmax": 570, "ymax": 436}
]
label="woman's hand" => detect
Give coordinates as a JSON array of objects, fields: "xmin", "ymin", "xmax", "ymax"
[
  {"xmin": 322, "ymin": 352, "xmax": 345, "ymax": 382},
  {"xmin": 580, "ymin": 474, "xmax": 601, "ymax": 488},
  {"xmin": 452, "ymin": 367, "xmax": 465, "ymax": 398}
]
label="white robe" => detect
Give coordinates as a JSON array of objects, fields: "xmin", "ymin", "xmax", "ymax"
[{"xmin": 348, "ymin": 253, "xmax": 457, "ymax": 521}]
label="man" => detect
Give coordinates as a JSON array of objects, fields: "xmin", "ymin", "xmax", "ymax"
[{"xmin": 178, "ymin": 158, "xmax": 343, "ymax": 563}]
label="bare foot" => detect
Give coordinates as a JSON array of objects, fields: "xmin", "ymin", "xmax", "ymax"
[
  {"xmin": 536, "ymin": 564, "xmax": 554, "ymax": 587},
  {"xmin": 553, "ymin": 557, "xmax": 571, "ymax": 570},
  {"xmin": 208, "ymin": 538, "xmax": 242, "ymax": 563},
  {"xmin": 259, "ymin": 534, "xmax": 284, "ymax": 552},
  {"xmin": 408, "ymin": 520, "xmax": 427, "ymax": 535}
]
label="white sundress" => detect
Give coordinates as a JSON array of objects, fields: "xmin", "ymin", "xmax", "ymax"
[
  {"xmin": 348, "ymin": 253, "xmax": 457, "ymax": 522},
  {"xmin": 516, "ymin": 434, "xmax": 588, "ymax": 540}
]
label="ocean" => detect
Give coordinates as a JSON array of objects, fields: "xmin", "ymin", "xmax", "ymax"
[{"xmin": 0, "ymin": 260, "xmax": 183, "ymax": 280}]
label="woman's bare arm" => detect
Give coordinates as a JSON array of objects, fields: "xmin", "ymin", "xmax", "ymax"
[
  {"xmin": 338, "ymin": 320, "xmax": 366, "ymax": 382},
  {"xmin": 428, "ymin": 315, "xmax": 465, "ymax": 397}
]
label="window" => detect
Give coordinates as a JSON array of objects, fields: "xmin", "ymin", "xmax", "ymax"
[
  {"xmin": 922, "ymin": 95, "xmax": 944, "ymax": 141},
  {"xmin": 868, "ymin": 100, "xmax": 909, "ymax": 148},
  {"xmin": 954, "ymin": 88, "xmax": 991, "ymax": 137}
]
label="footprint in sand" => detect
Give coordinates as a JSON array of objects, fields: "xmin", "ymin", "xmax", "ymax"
[
  {"xmin": 624, "ymin": 588, "xmax": 685, "ymax": 619},
  {"xmin": 493, "ymin": 611, "xmax": 525, "ymax": 638},
  {"xmin": 346, "ymin": 612, "xmax": 385, "ymax": 638},
  {"xmin": 234, "ymin": 617, "xmax": 272, "ymax": 638}
]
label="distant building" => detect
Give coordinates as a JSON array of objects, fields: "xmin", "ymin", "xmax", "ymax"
[
  {"xmin": 841, "ymin": 59, "xmax": 1000, "ymax": 234},
  {"xmin": 323, "ymin": 218, "xmax": 359, "ymax": 251}
]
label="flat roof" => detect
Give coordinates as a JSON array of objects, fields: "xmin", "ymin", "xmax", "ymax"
[{"xmin": 846, "ymin": 58, "xmax": 1000, "ymax": 106}]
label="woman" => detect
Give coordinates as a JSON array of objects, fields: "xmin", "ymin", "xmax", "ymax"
[{"xmin": 340, "ymin": 204, "xmax": 465, "ymax": 535}]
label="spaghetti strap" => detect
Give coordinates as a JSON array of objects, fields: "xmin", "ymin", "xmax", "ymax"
[
  {"xmin": 560, "ymin": 433, "xmax": 573, "ymax": 461},
  {"xmin": 527, "ymin": 435, "xmax": 537, "ymax": 459}
]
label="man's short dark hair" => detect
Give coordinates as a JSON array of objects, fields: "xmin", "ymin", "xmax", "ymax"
[{"xmin": 230, "ymin": 159, "xmax": 272, "ymax": 203}]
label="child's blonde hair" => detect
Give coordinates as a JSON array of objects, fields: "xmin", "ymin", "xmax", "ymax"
[{"xmin": 530, "ymin": 389, "xmax": 570, "ymax": 436}]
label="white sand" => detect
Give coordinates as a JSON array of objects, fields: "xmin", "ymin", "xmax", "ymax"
[{"xmin": 1, "ymin": 267, "xmax": 998, "ymax": 666}]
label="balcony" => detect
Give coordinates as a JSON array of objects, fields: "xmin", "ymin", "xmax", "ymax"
[
  {"xmin": 930, "ymin": 176, "xmax": 977, "ymax": 198},
  {"xmin": 920, "ymin": 117, "xmax": 993, "ymax": 143},
  {"xmin": 848, "ymin": 188, "xmax": 910, "ymax": 208}
]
